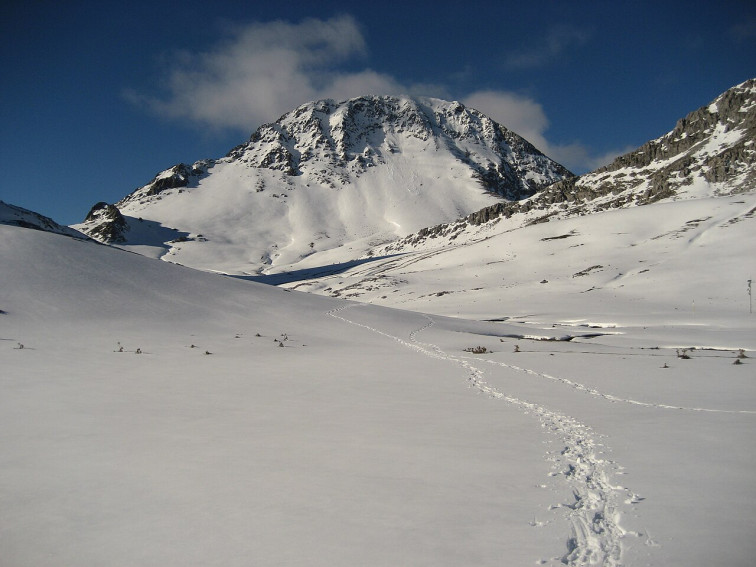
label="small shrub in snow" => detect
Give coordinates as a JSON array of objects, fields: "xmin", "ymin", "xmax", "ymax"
[
  {"xmin": 737, "ymin": 349, "xmax": 748, "ymax": 359},
  {"xmin": 513, "ymin": 344, "xmax": 520, "ymax": 353},
  {"xmin": 733, "ymin": 359, "xmax": 743, "ymax": 365},
  {"xmin": 677, "ymin": 349, "xmax": 691, "ymax": 359},
  {"xmin": 464, "ymin": 346, "xmax": 488, "ymax": 354},
  {"xmin": 205, "ymin": 351, "xmax": 212, "ymax": 355},
  {"xmin": 135, "ymin": 348, "xmax": 142, "ymax": 354}
]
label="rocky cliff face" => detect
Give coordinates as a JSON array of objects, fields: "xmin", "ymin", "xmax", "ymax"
[
  {"xmin": 223, "ymin": 96, "xmax": 571, "ymax": 197},
  {"xmin": 107, "ymin": 96, "xmax": 570, "ymax": 220},
  {"xmin": 564, "ymin": 77, "xmax": 756, "ymax": 208}
]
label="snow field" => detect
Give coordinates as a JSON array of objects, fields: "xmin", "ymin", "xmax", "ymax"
[
  {"xmin": 0, "ymin": 226, "xmax": 571, "ymax": 565},
  {"xmin": 3, "ymin": 188, "xmax": 755, "ymax": 566}
]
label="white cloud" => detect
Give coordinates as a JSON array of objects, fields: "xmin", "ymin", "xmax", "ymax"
[
  {"xmin": 127, "ymin": 16, "xmax": 622, "ymax": 172},
  {"xmin": 462, "ymin": 90, "xmax": 550, "ymax": 150},
  {"xmin": 128, "ymin": 15, "xmax": 405, "ymax": 131},
  {"xmin": 462, "ymin": 90, "xmax": 629, "ymax": 173}
]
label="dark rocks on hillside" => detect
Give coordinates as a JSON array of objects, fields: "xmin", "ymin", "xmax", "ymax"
[
  {"xmin": 83, "ymin": 202, "xmax": 128, "ymax": 243},
  {"xmin": 224, "ymin": 95, "xmax": 571, "ymax": 199},
  {"xmin": 383, "ymin": 79, "xmax": 756, "ymax": 251},
  {"xmin": 142, "ymin": 163, "xmax": 208, "ymax": 196}
]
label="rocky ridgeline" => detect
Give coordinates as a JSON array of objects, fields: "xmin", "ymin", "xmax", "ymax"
[
  {"xmin": 382, "ymin": 79, "xmax": 756, "ymax": 251},
  {"xmin": 225, "ymin": 95, "xmax": 570, "ymax": 197},
  {"xmin": 115, "ymin": 162, "xmax": 212, "ymax": 208},
  {"xmin": 78, "ymin": 95, "xmax": 571, "ymax": 244},
  {"xmin": 81, "ymin": 162, "xmax": 211, "ymax": 243}
]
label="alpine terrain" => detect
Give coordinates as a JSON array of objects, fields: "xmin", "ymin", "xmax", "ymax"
[
  {"xmin": 2, "ymin": 80, "xmax": 755, "ymax": 566},
  {"xmin": 284, "ymin": 78, "xmax": 756, "ymax": 317},
  {"xmin": 74, "ymin": 95, "xmax": 570, "ymax": 275}
]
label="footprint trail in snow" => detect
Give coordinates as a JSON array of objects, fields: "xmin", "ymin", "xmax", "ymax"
[{"xmin": 328, "ymin": 304, "xmax": 637, "ymax": 566}]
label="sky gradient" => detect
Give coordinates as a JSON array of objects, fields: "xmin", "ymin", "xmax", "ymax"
[{"xmin": 2, "ymin": 0, "xmax": 755, "ymax": 225}]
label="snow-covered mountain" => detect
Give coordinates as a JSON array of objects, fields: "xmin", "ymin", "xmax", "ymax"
[
  {"xmin": 538, "ymin": 76, "xmax": 756, "ymax": 213},
  {"xmin": 74, "ymin": 95, "xmax": 571, "ymax": 274},
  {"xmin": 383, "ymin": 78, "xmax": 756, "ymax": 249},
  {"xmin": 275, "ymin": 79, "xmax": 756, "ymax": 317},
  {"xmin": 0, "ymin": 200, "xmax": 88, "ymax": 239}
]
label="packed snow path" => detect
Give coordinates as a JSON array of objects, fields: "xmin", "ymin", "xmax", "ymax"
[{"xmin": 328, "ymin": 304, "xmax": 637, "ymax": 566}]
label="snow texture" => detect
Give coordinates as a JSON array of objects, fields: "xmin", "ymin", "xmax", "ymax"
[{"xmin": 4, "ymin": 79, "xmax": 756, "ymax": 566}]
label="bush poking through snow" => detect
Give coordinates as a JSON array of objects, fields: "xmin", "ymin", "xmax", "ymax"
[
  {"xmin": 677, "ymin": 349, "xmax": 691, "ymax": 359},
  {"xmin": 464, "ymin": 346, "xmax": 488, "ymax": 354},
  {"xmin": 737, "ymin": 349, "xmax": 748, "ymax": 359}
]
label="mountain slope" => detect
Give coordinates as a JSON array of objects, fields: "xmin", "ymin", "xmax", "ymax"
[
  {"xmin": 275, "ymin": 80, "xmax": 756, "ymax": 324},
  {"xmin": 375, "ymin": 78, "xmax": 756, "ymax": 253},
  {"xmin": 4, "ymin": 209, "xmax": 755, "ymax": 567},
  {"xmin": 0, "ymin": 200, "xmax": 88, "ymax": 239},
  {"xmin": 74, "ymin": 95, "xmax": 570, "ymax": 275}
]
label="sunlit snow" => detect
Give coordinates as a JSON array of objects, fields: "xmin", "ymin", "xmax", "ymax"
[{"xmin": 2, "ymin": 192, "xmax": 755, "ymax": 566}]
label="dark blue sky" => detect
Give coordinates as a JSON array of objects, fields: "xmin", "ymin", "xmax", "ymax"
[{"xmin": 2, "ymin": 0, "xmax": 754, "ymax": 224}]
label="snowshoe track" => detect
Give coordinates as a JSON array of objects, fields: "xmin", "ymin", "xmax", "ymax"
[
  {"xmin": 467, "ymin": 355, "xmax": 756, "ymax": 415},
  {"xmin": 328, "ymin": 304, "xmax": 632, "ymax": 566}
]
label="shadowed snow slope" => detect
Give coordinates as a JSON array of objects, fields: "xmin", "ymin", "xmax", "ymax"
[{"xmin": 3, "ymin": 222, "xmax": 755, "ymax": 566}]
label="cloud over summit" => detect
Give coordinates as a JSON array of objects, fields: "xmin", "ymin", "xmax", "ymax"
[
  {"xmin": 126, "ymin": 16, "xmax": 617, "ymax": 172},
  {"xmin": 127, "ymin": 16, "xmax": 402, "ymax": 131}
]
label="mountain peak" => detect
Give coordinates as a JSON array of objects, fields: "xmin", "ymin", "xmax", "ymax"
[
  {"xmin": 370, "ymin": 78, "xmax": 756, "ymax": 252},
  {"xmin": 225, "ymin": 94, "xmax": 571, "ymax": 197},
  {"xmin": 75, "ymin": 95, "xmax": 572, "ymax": 274}
]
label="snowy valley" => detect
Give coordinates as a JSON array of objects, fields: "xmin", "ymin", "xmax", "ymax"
[{"xmin": 2, "ymin": 80, "xmax": 755, "ymax": 566}]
